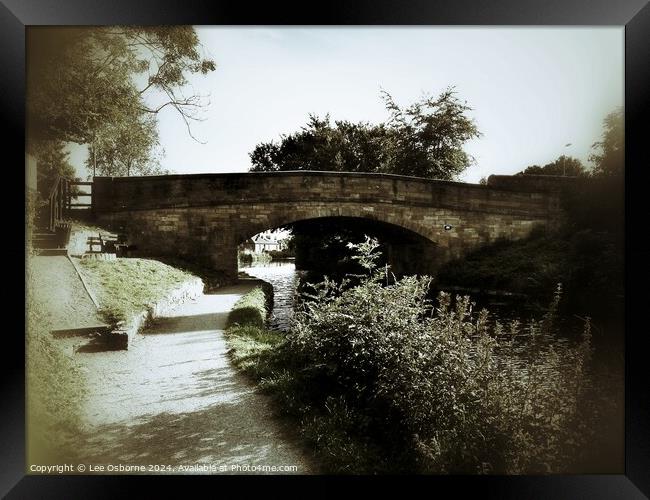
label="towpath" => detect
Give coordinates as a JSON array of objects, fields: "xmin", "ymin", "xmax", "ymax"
[
  {"xmin": 74, "ymin": 282, "xmax": 315, "ymax": 474},
  {"xmin": 28, "ymin": 255, "xmax": 106, "ymax": 333}
]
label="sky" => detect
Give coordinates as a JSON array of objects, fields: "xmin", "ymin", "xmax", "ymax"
[{"xmin": 68, "ymin": 26, "xmax": 624, "ymax": 183}]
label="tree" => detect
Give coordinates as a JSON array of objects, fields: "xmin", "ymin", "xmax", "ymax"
[
  {"xmin": 31, "ymin": 140, "xmax": 76, "ymax": 198},
  {"xmin": 250, "ymin": 115, "xmax": 395, "ymax": 174},
  {"xmin": 86, "ymin": 113, "xmax": 167, "ymax": 177},
  {"xmin": 380, "ymin": 87, "xmax": 481, "ymax": 179},
  {"xmin": 589, "ymin": 107, "xmax": 624, "ymax": 178},
  {"xmin": 517, "ymin": 156, "xmax": 588, "ymax": 177},
  {"xmin": 250, "ymin": 87, "xmax": 480, "ymax": 181},
  {"xmin": 26, "ymin": 26, "xmax": 215, "ymax": 182}
]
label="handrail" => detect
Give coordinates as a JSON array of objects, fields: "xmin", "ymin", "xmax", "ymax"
[
  {"xmin": 47, "ymin": 175, "xmax": 70, "ymax": 232},
  {"xmin": 43, "ymin": 176, "xmax": 95, "ymax": 232}
]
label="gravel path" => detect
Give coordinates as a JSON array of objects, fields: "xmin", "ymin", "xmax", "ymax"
[
  {"xmin": 75, "ymin": 282, "xmax": 316, "ymax": 474},
  {"xmin": 27, "ymin": 255, "xmax": 105, "ymax": 331}
]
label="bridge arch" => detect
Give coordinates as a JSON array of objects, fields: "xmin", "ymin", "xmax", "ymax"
[
  {"xmin": 236, "ymin": 206, "xmax": 440, "ymax": 245},
  {"xmin": 239, "ymin": 213, "xmax": 441, "ymax": 277}
]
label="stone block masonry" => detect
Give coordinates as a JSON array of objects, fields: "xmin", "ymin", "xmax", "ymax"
[
  {"xmin": 93, "ymin": 171, "xmax": 568, "ymax": 282},
  {"xmin": 120, "ymin": 277, "xmax": 205, "ymax": 347}
]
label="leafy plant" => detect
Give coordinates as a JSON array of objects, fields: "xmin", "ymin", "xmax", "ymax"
[{"xmin": 287, "ymin": 237, "xmax": 595, "ymax": 473}]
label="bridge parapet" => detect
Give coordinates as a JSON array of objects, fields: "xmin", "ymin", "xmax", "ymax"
[
  {"xmin": 94, "ymin": 171, "xmax": 561, "ymax": 219},
  {"xmin": 487, "ymin": 174, "xmax": 585, "ymax": 192}
]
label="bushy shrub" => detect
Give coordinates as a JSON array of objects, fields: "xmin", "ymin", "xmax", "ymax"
[
  {"xmin": 237, "ymin": 251, "xmax": 271, "ymax": 266},
  {"xmin": 226, "ymin": 286, "xmax": 269, "ymax": 329},
  {"xmin": 26, "ymin": 190, "xmax": 45, "ymax": 253},
  {"xmin": 436, "ymin": 226, "xmax": 623, "ymax": 326},
  {"xmin": 288, "ymin": 237, "xmax": 594, "ymax": 473}
]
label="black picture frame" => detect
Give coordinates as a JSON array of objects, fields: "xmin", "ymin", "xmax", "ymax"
[{"xmin": 5, "ymin": 0, "xmax": 649, "ymax": 497}]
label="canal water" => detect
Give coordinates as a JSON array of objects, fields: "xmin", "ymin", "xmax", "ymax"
[
  {"xmin": 238, "ymin": 260, "xmax": 603, "ymax": 369},
  {"xmin": 240, "ymin": 261, "xmax": 305, "ymax": 331}
]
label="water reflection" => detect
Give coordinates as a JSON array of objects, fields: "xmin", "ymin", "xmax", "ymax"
[{"xmin": 240, "ymin": 261, "xmax": 304, "ymax": 331}]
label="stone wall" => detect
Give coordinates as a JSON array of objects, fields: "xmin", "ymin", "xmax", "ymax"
[
  {"xmin": 486, "ymin": 174, "xmax": 585, "ymax": 192},
  {"xmin": 94, "ymin": 171, "xmax": 559, "ymax": 216},
  {"xmin": 120, "ymin": 277, "xmax": 204, "ymax": 347},
  {"xmin": 93, "ymin": 172, "xmax": 566, "ymax": 281}
]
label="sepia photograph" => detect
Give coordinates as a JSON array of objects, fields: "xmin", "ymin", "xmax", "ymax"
[{"xmin": 18, "ymin": 14, "xmax": 638, "ymax": 485}]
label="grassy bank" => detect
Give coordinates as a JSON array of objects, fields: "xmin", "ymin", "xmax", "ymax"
[
  {"xmin": 26, "ymin": 270, "xmax": 86, "ymax": 465},
  {"xmin": 224, "ymin": 281, "xmax": 281, "ymax": 377},
  {"xmin": 226, "ymin": 284, "xmax": 272, "ymax": 329},
  {"xmin": 436, "ymin": 227, "xmax": 623, "ymax": 323},
  {"xmin": 223, "ymin": 283, "xmax": 407, "ymax": 473},
  {"xmin": 238, "ymin": 251, "xmax": 271, "ymax": 267},
  {"xmin": 77, "ymin": 258, "xmax": 198, "ymax": 326}
]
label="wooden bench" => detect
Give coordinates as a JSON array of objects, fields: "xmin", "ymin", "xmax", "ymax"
[
  {"xmin": 86, "ymin": 232, "xmax": 130, "ymax": 256},
  {"xmin": 87, "ymin": 235, "xmax": 103, "ymax": 254},
  {"xmin": 101, "ymin": 234, "xmax": 118, "ymax": 253}
]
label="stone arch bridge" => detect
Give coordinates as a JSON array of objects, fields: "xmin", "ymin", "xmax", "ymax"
[{"xmin": 92, "ymin": 171, "xmax": 568, "ymax": 282}]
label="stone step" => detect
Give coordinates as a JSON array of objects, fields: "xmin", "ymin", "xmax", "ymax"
[
  {"xmin": 32, "ymin": 233, "xmax": 58, "ymax": 240},
  {"xmin": 34, "ymin": 248, "xmax": 68, "ymax": 256},
  {"xmin": 32, "ymin": 238, "xmax": 64, "ymax": 246},
  {"xmin": 51, "ymin": 324, "xmax": 112, "ymax": 337}
]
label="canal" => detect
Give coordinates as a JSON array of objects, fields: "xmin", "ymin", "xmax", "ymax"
[
  {"xmin": 240, "ymin": 260, "xmax": 304, "ymax": 331},
  {"xmin": 238, "ymin": 260, "xmax": 603, "ymax": 366}
]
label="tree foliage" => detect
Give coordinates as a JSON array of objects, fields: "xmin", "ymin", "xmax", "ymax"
[
  {"xmin": 250, "ymin": 87, "xmax": 480, "ymax": 181},
  {"xmin": 518, "ymin": 155, "xmax": 588, "ymax": 177},
  {"xmin": 31, "ymin": 140, "xmax": 77, "ymax": 197},
  {"xmin": 27, "ymin": 26, "xmax": 215, "ymax": 177},
  {"xmin": 85, "ymin": 112, "xmax": 167, "ymax": 177},
  {"xmin": 589, "ymin": 107, "xmax": 624, "ymax": 178}
]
